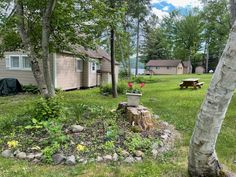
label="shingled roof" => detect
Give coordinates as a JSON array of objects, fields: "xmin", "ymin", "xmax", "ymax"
[
  {"xmin": 146, "ymin": 60, "xmax": 182, "ymax": 67},
  {"xmin": 75, "ymin": 47, "xmax": 119, "ymax": 65}
]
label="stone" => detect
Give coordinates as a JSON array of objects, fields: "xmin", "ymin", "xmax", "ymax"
[
  {"xmin": 161, "ymin": 134, "xmax": 169, "ymax": 140},
  {"xmin": 16, "ymin": 152, "xmax": 27, "ymax": 159},
  {"xmin": 113, "ymin": 153, "xmax": 118, "ymax": 161},
  {"xmin": 164, "ymin": 129, "xmax": 171, "ymax": 135},
  {"xmin": 96, "ymin": 156, "xmax": 103, "ymax": 162},
  {"xmin": 78, "ymin": 158, "xmax": 87, "ymax": 164},
  {"xmin": 66, "ymin": 155, "xmax": 76, "ymax": 165},
  {"xmin": 88, "ymin": 158, "xmax": 95, "ymax": 163},
  {"xmin": 34, "ymin": 152, "xmax": 43, "ymax": 159},
  {"xmin": 14, "ymin": 149, "xmax": 21, "ymax": 156},
  {"xmin": 162, "ymin": 121, "xmax": 169, "ymax": 127},
  {"xmin": 134, "ymin": 150, "xmax": 144, "ymax": 157},
  {"xmin": 103, "ymin": 155, "xmax": 113, "ymax": 161},
  {"xmin": 52, "ymin": 153, "xmax": 66, "ymax": 165},
  {"xmin": 124, "ymin": 156, "xmax": 135, "ymax": 163},
  {"xmin": 152, "ymin": 149, "xmax": 158, "ymax": 159},
  {"xmin": 32, "ymin": 159, "xmax": 40, "ymax": 164},
  {"xmin": 1, "ymin": 150, "xmax": 12, "ymax": 158},
  {"xmin": 121, "ymin": 150, "xmax": 129, "ymax": 157},
  {"xmin": 135, "ymin": 157, "xmax": 142, "ymax": 162},
  {"xmin": 26, "ymin": 153, "xmax": 35, "ymax": 160},
  {"xmin": 71, "ymin": 125, "xmax": 84, "ymax": 133},
  {"xmin": 233, "ymin": 160, "xmax": 236, "ymax": 164},
  {"xmin": 151, "ymin": 143, "xmax": 159, "ymax": 150}
]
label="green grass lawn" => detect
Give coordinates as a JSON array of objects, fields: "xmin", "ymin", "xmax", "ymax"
[{"xmin": 0, "ymin": 74, "xmax": 236, "ymax": 177}]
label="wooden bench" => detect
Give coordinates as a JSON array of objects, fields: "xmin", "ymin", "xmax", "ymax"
[{"xmin": 196, "ymin": 82, "xmax": 204, "ymax": 88}]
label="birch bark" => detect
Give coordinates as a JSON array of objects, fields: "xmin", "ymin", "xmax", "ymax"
[{"xmin": 188, "ymin": 21, "xmax": 236, "ymax": 176}]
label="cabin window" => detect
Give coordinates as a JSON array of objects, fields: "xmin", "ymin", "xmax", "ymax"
[
  {"xmin": 156, "ymin": 67, "xmax": 160, "ymax": 69},
  {"xmin": 91, "ymin": 62, "xmax": 96, "ymax": 72},
  {"xmin": 7, "ymin": 55, "xmax": 31, "ymax": 70},
  {"xmin": 76, "ymin": 59, "xmax": 83, "ymax": 72},
  {"xmin": 167, "ymin": 66, "xmax": 170, "ymax": 69},
  {"xmin": 10, "ymin": 56, "xmax": 20, "ymax": 69},
  {"xmin": 22, "ymin": 56, "xmax": 31, "ymax": 69}
]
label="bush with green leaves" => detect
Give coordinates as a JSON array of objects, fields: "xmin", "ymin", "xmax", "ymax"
[
  {"xmin": 22, "ymin": 84, "xmax": 40, "ymax": 94},
  {"xmin": 32, "ymin": 95, "xmax": 65, "ymax": 122},
  {"xmin": 100, "ymin": 81, "xmax": 127, "ymax": 95},
  {"xmin": 124, "ymin": 133, "xmax": 152, "ymax": 153}
]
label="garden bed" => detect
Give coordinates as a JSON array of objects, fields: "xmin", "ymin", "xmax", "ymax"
[{"xmin": 0, "ymin": 96, "xmax": 180, "ymax": 166}]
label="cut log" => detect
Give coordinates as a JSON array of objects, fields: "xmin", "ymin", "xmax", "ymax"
[{"xmin": 117, "ymin": 102, "xmax": 155, "ymax": 131}]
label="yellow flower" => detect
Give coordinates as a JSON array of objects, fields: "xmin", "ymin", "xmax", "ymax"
[
  {"xmin": 7, "ymin": 140, "xmax": 19, "ymax": 149},
  {"xmin": 76, "ymin": 144, "xmax": 86, "ymax": 152}
]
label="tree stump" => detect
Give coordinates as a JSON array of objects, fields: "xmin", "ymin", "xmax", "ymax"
[{"xmin": 117, "ymin": 102, "xmax": 155, "ymax": 131}]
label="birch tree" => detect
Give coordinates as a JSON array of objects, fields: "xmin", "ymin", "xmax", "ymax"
[{"xmin": 188, "ymin": 3, "xmax": 236, "ymax": 176}]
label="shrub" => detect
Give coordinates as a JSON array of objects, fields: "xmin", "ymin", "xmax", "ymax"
[
  {"xmin": 100, "ymin": 81, "xmax": 127, "ymax": 95},
  {"xmin": 124, "ymin": 133, "xmax": 152, "ymax": 153},
  {"xmin": 22, "ymin": 84, "xmax": 40, "ymax": 94},
  {"xmin": 32, "ymin": 95, "xmax": 65, "ymax": 122}
]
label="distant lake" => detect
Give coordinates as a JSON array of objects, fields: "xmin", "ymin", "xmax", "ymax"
[{"xmin": 131, "ymin": 68, "xmax": 145, "ymax": 75}]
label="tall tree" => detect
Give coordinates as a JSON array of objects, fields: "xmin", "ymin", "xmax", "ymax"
[
  {"xmin": 125, "ymin": 0, "xmax": 150, "ymax": 76},
  {"xmin": 201, "ymin": 0, "xmax": 230, "ymax": 72},
  {"xmin": 142, "ymin": 14, "xmax": 169, "ymax": 63},
  {"xmin": 188, "ymin": 2, "xmax": 236, "ymax": 176},
  {"xmin": 0, "ymin": 0, "xmax": 109, "ymax": 98},
  {"xmin": 110, "ymin": 0, "xmax": 118, "ymax": 98}
]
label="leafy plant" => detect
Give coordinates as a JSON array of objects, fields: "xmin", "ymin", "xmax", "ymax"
[
  {"xmin": 32, "ymin": 95, "xmax": 65, "ymax": 122},
  {"xmin": 124, "ymin": 133, "xmax": 152, "ymax": 153},
  {"xmin": 42, "ymin": 142, "xmax": 60, "ymax": 163},
  {"xmin": 102, "ymin": 141, "xmax": 115, "ymax": 152},
  {"xmin": 22, "ymin": 85, "xmax": 40, "ymax": 94},
  {"xmin": 100, "ymin": 81, "xmax": 127, "ymax": 95}
]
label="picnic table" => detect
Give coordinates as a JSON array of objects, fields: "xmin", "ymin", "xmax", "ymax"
[{"xmin": 179, "ymin": 78, "xmax": 204, "ymax": 89}]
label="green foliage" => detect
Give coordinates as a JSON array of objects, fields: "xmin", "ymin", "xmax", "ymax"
[
  {"xmin": 42, "ymin": 142, "xmax": 60, "ymax": 163},
  {"xmin": 32, "ymin": 95, "xmax": 65, "ymax": 122},
  {"xmin": 124, "ymin": 133, "xmax": 152, "ymax": 153},
  {"xmin": 22, "ymin": 85, "xmax": 40, "ymax": 94},
  {"xmin": 100, "ymin": 81, "xmax": 127, "ymax": 95},
  {"xmin": 101, "ymin": 141, "xmax": 115, "ymax": 153}
]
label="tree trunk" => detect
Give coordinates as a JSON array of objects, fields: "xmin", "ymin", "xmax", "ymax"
[
  {"xmin": 15, "ymin": 0, "xmax": 48, "ymax": 97},
  {"xmin": 230, "ymin": 0, "xmax": 236, "ymax": 25},
  {"xmin": 188, "ymin": 21, "xmax": 236, "ymax": 177},
  {"xmin": 110, "ymin": 28, "xmax": 118, "ymax": 98},
  {"xmin": 42, "ymin": 0, "xmax": 56, "ymax": 98},
  {"xmin": 135, "ymin": 18, "xmax": 140, "ymax": 77},
  {"xmin": 205, "ymin": 42, "xmax": 209, "ymax": 73},
  {"xmin": 117, "ymin": 35, "xmax": 128, "ymax": 74}
]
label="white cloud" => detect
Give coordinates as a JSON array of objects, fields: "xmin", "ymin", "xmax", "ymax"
[
  {"xmin": 152, "ymin": 8, "xmax": 169, "ymax": 20},
  {"xmin": 162, "ymin": 6, "xmax": 169, "ymax": 11},
  {"xmin": 151, "ymin": 0, "xmax": 202, "ymax": 8}
]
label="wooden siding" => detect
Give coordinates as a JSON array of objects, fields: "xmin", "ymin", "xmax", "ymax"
[
  {"xmin": 0, "ymin": 52, "xmax": 37, "ymax": 85},
  {"xmin": 149, "ymin": 66, "xmax": 177, "ymax": 74},
  {"xmin": 101, "ymin": 59, "xmax": 111, "ymax": 72},
  {"xmin": 56, "ymin": 53, "xmax": 82, "ymax": 90}
]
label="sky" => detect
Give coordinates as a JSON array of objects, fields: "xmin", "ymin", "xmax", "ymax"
[{"xmin": 151, "ymin": 0, "xmax": 203, "ymax": 20}]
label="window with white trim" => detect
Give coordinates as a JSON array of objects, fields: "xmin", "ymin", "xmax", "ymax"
[
  {"xmin": 22, "ymin": 56, "xmax": 31, "ymax": 69},
  {"xmin": 91, "ymin": 61, "xmax": 96, "ymax": 72},
  {"xmin": 10, "ymin": 56, "xmax": 20, "ymax": 69},
  {"xmin": 6, "ymin": 55, "xmax": 32, "ymax": 70},
  {"xmin": 76, "ymin": 59, "xmax": 83, "ymax": 72}
]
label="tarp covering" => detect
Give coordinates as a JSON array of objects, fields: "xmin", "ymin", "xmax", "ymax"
[{"xmin": 0, "ymin": 78, "xmax": 22, "ymax": 96}]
